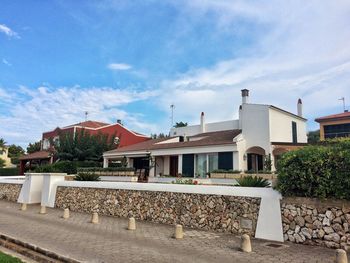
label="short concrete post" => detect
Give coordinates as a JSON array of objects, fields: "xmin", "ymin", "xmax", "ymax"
[
  {"xmin": 63, "ymin": 208, "xmax": 70, "ymax": 219},
  {"xmin": 128, "ymin": 217, "xmax": 136, "ymax": 230},
  {"xmin": 91, "ymin": 212, "xmax": 99, "ymax": 224},
  {"xmin": 335, "ymin": 249, "xmax": 348, "ymax": 263},
  {"xmin": 39, "ymin": 205, "xmax": 47, "ymax": 214},
  {"xmin": 20, "ymin": 203, "xmax": 27, "ymax": 211},
  {"xmin": 175, "ymin": 224, "xmax": 183, "ymax": 239},
  {"xmin": 240, "ymin": 234, "xmax": 252, "ymax": 252}
]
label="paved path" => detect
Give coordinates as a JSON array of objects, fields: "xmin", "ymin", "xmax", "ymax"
[{"xmin": 0, "ymin": 200, "xmax": 343, "ymax": 263}]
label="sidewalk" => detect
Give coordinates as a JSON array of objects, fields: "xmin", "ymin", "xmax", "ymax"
[{"xmin": 0, "ymin": 200, "xmax": 341, "ymax": 263}]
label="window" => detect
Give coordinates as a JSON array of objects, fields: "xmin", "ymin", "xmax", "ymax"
[
  {"xmin": 195, "ymin": 154, "xmax": 207, "ymax": 178},
  {"xmin": 208, "ymin": 154, "xmax": 218, "ymax": 173},
  {"xmin": 292, "ymin": 121, "xmax": 297, "ymax": 144},
  {"xmin": 324, "ymin": 123, "xmax": 350, "ymax": 139}
]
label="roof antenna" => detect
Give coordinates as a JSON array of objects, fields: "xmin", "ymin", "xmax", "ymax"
[
  {"xmin": 170, "ymin": 103, "xmax": 175, "ymax": 127},
  {"xmin": 85, "ymin": 111, "xmax": 88, "ymax": 122},
  {"xmin": 339, "ymin": 97, "xmax": 346, "ymax": 112}
]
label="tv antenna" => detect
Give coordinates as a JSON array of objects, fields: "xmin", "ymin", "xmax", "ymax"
[
  {"xmin": 170, "ymin": 103, "xmax": 175, "ymax": 127},
  {"xmin": 85, "ymin": 111, "xmax": 88, "ymax": 121},
  {"xmin": 339, "ymin": 97, "xmax": 346, "ymax": 112}
]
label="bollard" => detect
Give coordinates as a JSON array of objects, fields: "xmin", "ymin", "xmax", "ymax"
[
  {"xmin": 335, "ymin": 249, "xmax": 348, "ymax": 263},
  {"xmin": 128, "ymin": 217, "xmax": 136, "ymax": 230},
  {"xmin": 63, "ymin": 208, "xmax": 70, "ymax": 219},
  {"xmin": 240, "ymin": 234, "xmax": 252, "ymax": 252},
  {"xmin": 39, "ymin": 205, "xmax": 47, "ymax": 214},
  {"xmin": 20, "ymin": 203, "xmax": 27, "ymax": 211},
  {"xmin": 91, "ymin": 212, "xmax": 99, "ymax": 224},
  {"xmin": 175, "ymin": 224, "xmax": 183, "ymax": 239}
]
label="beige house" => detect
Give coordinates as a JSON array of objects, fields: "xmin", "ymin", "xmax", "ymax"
[{"xmin": 0, "ymin": 146, "xmax": 14, "ymax": 168}]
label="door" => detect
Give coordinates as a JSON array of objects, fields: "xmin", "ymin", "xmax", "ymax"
[
  {"xmin": 247, "ymin": 154, "xmax": 263, "ymax": 172},
  {"xmin": 169, "ymin": 156, "xmax": 178, "ymax": 177},
  {"xmin": 182, "ymin": 154, "xmax": 194, "ymax": 177}
]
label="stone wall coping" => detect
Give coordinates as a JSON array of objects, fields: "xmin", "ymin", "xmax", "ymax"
[
  {"xmin": 24, "ymin": 173, "xmax": 67, "ymax": 177},
  {"xmin": 282, "ymin": 196, "xmax": 350, "ymax": 209},
  {"xmin": 56, "ymin": 181, "xmax": 281, "ymax": 199},
  {"xmin": 0, "ymin": 180, "xmax": 24, "ymax": 185}
]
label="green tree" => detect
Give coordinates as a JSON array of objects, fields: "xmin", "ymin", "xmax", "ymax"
[
  {"xmin": 0, "ymin": 158, "xmax": 5, "ymax": 168},
  {"xmin": 174, "ymin": 122, "xmax": 188, "ymax": 128},
  {"xmin": 151, "ymin": 133, "xmax": 169, "ymax": 139},
  {"xmin": 0, "ymin": 138, "xmax": 6, "ymax": 154},
  {"xmin": 307, "ymin": 130, "xmax": 320, "ymax": 144},
  {"xmin": 8, "ymin": 144, "xmax": 25, "ymax": 165},
  {"xmin": 27, "ymin": 141, "xmax": 41, "ymax": 154}
]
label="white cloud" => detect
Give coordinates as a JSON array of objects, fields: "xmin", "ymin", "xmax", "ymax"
[
  {"xmin": 107, "ymin": 63, "xmax": 132, "ymax": 71},
  {"xmin": 2, "ymin": 58, "xmax": 12, "ymax": 66},
  {"xmin": 0, "ymin": 86, "xmax": 158, "ymax": 147},
  {"xmin": 0, "ymin": 24, "xmax": 19, "ymax": 38}
]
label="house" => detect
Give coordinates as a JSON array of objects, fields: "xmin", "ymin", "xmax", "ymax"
[
  {"xmin": 103, "ymin": 90, "xmax": 308, "ymax": 178},
  {"xmin": 0, "ymin": 146, "xmax": 14, "ymax": 168},
  {"xmin": 315, "ymin": 111, "xmax": 350, "ymax": 140},
  {"xmin": 18, "ymin": 120, "xmax": 150, "ymax": 174}
]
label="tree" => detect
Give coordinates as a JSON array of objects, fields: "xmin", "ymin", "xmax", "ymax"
[
  {"xmin": 0, "ymin": 138, "xmax": 6, "ymax": 154},
  {"xmin": 27, "ymin": 141, "xmax": 41, "ymax": 154},
  {"xmin": 174, "ymin": 122, "xmax": 188, "ymax": 128},
  {"xmin": 54, "ymin": 129, "xmax": 117, "ymax": 162},
  {"xmin": 8, "ymin": 144, "xmax": 25, "ymax": 165},
  {"xmin": 150, "ymin": 133, "xmax": 169, "ymax": 139},
  {"xmin": 0, "ymin": 158, "xmax": 5, "ymax": 168},
  {"xmin": 307, "ymin": 130, "xmax": 320, "ymax": 144}
]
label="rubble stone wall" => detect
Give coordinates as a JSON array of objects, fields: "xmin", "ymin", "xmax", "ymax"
[
  {"xmin": 55, "ymin": 186, "xmax": 261, "ymax": 236},
  {"xmin": 0, "ymin": 183, "xmax": 21, "ymax": 202}
]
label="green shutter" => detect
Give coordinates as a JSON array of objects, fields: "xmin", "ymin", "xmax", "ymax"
[{"xmin": 182, "ymin": 154, "xmax": 194, "ymax": 177}]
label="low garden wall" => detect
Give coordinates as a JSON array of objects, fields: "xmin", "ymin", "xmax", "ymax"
[
  {"xmin": 55, "ymin": 186, "xmax": 261, "ymax": 236},
  {"xmin": 281, "ymin": 197, "xmax": 350, "ymax": 249},
  {"xmin": 0, "ymin": 183, "xmax": 22, "ymax": 202}
]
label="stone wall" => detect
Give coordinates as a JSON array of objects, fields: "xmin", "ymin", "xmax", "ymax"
[
  {"xmin": 0, "ymin": 183, "xmax": 22, "ymax": 202},
  {"xmin": 55, "ymin": 186, "xmax": 261, "ymax": 236},
  {"xmin": 281, "ymin": 197, "xmax": 350, "ymax": 249}
]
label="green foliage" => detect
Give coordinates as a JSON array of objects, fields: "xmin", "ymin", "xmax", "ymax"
[
  {"xmin": 34, "ymin": 161, "xmax": 102, "ymax": 174},
  {"xmin": 27, "ymin": 141, "xmax": 41, "ymax": 154},
  {"xmin": 211, "ymin": 169, "xmax": 241, "ymax": 174},
  {"xmin": 174, "ymin": 121, "xmax": 188, "ymax": 128},
  {"xmin": 75, "ymin": 172, "xmax": 101, "ymax": 181},
  {"xmin": 0, "ymin": 168, "xmax": 20, "ymax": 176},
  {"xmin": 172, "ymin": 178, "xmax": 199, "ymax": 185},
  {"xmin": 0, "ymin": 252, "xmax": 23, "ymax": 263},
  {"xmin": 235, "ymin": 176, "xmax": 270, "ymax": 187},
  {"xmin": 0, "ymin": 158, "xmax": 5, "ymax": 168},
  {"xmin": 121, "ymin": 156, "xmax": 128, "ymax": 168},
  {"xmin": 77, "ymin": 167, "xmax": 135, "ymax": 173},
  {"xmin": 307, "ymin": 130, "xmax": 320, "ymax": 145},
  {"xmin": 8, "ymin": 144, "xmax": 25, "ymax": 165},
  {"xmin": 264, "ymin": 154, "xmax": 272, "ymax": 171},
  {"xmin": 275, "ymin": 138, "xmax": 350, "ymax": 199},
  {"xmin": 55, "ymin": 129, "xmax": 116, "ymax": 162}
]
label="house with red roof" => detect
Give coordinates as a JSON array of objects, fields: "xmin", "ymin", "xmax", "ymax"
[
  {"xmin": 19, "ymin": 120, "xmax": 150, "ymax": 174},
  {"xmin": 315, "ymin": 110, "xmax": 350, "ymax": 140},
  {"xmin": 103, "ymin": 90, "xmax": 308, "ymax": 179}
]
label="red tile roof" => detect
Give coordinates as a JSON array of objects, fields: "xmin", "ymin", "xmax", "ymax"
[
  {"xmin": 19, "ymin": 151, "xmax": 52, "ymax": 160},
  {"xmin": 63, "ymin": 120, "xmax": 110, "ymax": 129},
  {"xmin": 315, "ymin": 111, "xmax": 350, "ymax": 122},
  {"xmin": 105, "ymin": 130, "xmax": 241, "ymax": 154}
]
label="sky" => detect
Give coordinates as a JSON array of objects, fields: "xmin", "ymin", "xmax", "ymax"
[{"xmin": 1, "ymin": 0, "xmax": 350, "ymax": 148}]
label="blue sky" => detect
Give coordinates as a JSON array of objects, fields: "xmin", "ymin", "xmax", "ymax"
[{"xmin": 1, "ymin": 0, "xmax": 350, "ymax": 147}]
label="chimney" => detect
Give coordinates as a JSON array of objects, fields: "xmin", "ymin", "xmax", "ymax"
[
  {"xmin": 241, "ymin": 89, "xmax": 249, "ymax": 104},
  {"xmin": 200, "ymin": 112, "xmax": 205, "ymax": 133},
  {"xmin": 297, "ymin": 98, "xmax": 303, "ymax": 117},
  {"xmin": 117, "ymin": 119, "xmax": 122, "ymax": 125}
]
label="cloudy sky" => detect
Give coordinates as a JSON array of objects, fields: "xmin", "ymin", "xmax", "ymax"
[{"xmin": 1, "ymin": 0, "xmax": 350, "ymax": 147}]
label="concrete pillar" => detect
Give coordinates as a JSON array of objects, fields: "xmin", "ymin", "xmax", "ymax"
[
  {"xmin": 128, "ymin": 217, "xmax": 136, "ymax": 230},
  {"xmin": 178, "ymin": 154, "xmax": 183, "ymax": 175},
  {"xmin": 103, "ymin": 157, "xmax": 109, "ymax": 168},
  {"xmin": 175, "ymin": 224, "xmax": 183, "ymax": 239},
  {"xmin": 335, "ymin": 249, "xmax": 348, "ymax": 263},
  {"xmin": 149, "ymin": 157, "xmax": 155, "ymax": 178},
  {"xmin": 240, "ymin": 234, "xmax": 252, "ymax": 252},
  {"xmin": 63, "ymin": 208, "xmax": 70, "ymax": 219},
  {"xmin": 20, "ymin": 203, "xmax": 27, "ymax": 211},
  {"xmin": 91, "ymin": 212, "xmax": 99, "ymax": 224},
  {"xmin": 39, "ymin": 205, "xmax": 46, "ymax": 214}
]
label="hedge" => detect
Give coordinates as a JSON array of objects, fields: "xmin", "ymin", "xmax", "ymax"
[
  {"xmin": 0, "ymin": 168, "xmax": 20, "ymax": 176},
  {"xmin": 275, "ymin": 138, "xmax": 350, "ymax": 199},
  {"xmin": 77, "ymin": 167, "xmax": 135, "ymax": 173},
  {"xmin": 34, "ymin": 161, "xmax": 102, "ymax": 175}
]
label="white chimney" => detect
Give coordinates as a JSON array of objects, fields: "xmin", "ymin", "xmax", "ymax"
[
  {"xmin": 200, "ymin": 112, "xmax": 205, "ymax": 133},
  {"xmin": 241, "ymin": 89, "xmax": 249, "ymax": 104},
  {"xmin": 297, "ymin": 98, "xmax": 303, "ymax": 117}
]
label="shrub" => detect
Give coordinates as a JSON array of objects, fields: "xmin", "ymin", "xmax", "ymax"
[
  {"xmin": 172, "ymin": 178, "xmax": 199, "ymax": 185},
  {"xmin": 0, "ymin": 168, "xmax": 20, "ymax": 176},
  {"xmin": 275, "ymin": 139, "xmax": 350, "ymax": 199},
  {"xmin": 235, "ymin": 176, "xmax": 270, "ymax": 187},
  {"xmin": 77, "ymin": 167, "xmax": 135, "ymax": 173},
  {"xmin": 211, "ymin": 169, "xmax": 241, "ymax": 174},
  {"xmin": 75, "ymin": 172, "xmax": 100, "ymax": 181}
]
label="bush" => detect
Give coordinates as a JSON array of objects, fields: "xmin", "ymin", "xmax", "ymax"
[
  {"xmin": 34, "ymin": 161, "xmax": 103, "ymax": 174},
  {"xmin": 77, "ymin": 167, "xmax": 135, "ymax": 173},
  {"xmin": 172, "ymin": 178, "xmax": 199, "ymax": 185},
  {"xmin": 235, "ymin": 176, "xmax": 270, "ymax": 187},
  {"xmin": 275, "ymin": 138, "xmax": 350, "ymax": 199},
  {"xmin": 0, "ymin": 168, "xmax": 20, "ymax": 176},
  {"xmin": 75, "ymin": 172, "xmax": 100, "ymax": 181},
  {"xmin": 211, "ymin": 169, "xmax": 241, "ymax": 174}
]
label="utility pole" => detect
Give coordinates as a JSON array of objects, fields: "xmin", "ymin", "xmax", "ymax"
[
  {"xmin": 339, "ymin": 97, "xmax": 346, "ymax": 112},
  {"xmin": 170, "ymin": 104, "xmax": 175, "ymax": 127}
]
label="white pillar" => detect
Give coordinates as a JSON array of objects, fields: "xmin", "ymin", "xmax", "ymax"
[
  {"xmin": 149, "ymin": 157, "xmax": 155, "ymax": 177},
  {"xmin": 178, "ymin": 155, "xmax": 183, "ymax": 175},
  {"xmin": 103, "ymin": 157, "xmax": 109, "ymax": 168}
]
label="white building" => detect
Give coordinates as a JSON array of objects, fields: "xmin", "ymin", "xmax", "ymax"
[{"xmin": 103, "ymin": 90, "xmax": 307, "ymax": 177}]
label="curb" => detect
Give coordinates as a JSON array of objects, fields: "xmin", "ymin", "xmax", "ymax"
[{"xmin": 0, "ymin": 233, "xmax": 81, "ymax": 263}]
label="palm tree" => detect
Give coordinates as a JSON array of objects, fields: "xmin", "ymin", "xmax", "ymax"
[{"xmin": 0, "ymin": 138, "xmax": 6, "ymax": 155}]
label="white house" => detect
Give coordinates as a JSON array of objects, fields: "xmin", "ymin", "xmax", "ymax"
[{"xmin": 103, "ymin": 90, "xmax": 307, "ymax": 178}]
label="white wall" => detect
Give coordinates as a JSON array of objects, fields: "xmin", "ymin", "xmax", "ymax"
[
  {"xmin": 269, "ymin": 108, "xmax": 307, "ymax": 143},
  {"xmin": 163, "ymin": 156, "xmax": 170, "ymax": 175}
]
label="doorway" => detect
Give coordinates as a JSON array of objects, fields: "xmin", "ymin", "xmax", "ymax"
[{"xmin": 169, "ymin": 156, "xmax": 178, "ymax": 177}]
